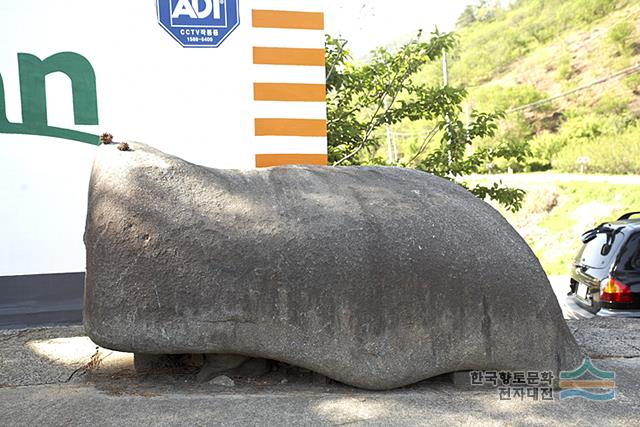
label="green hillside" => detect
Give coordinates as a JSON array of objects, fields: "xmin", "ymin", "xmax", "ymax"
[
  {"xmin": 392, "ymin": 0, "xmax": 640, "ymax": 174},
  {"xmin": 440, "ymin": 0, "xmax": 640, "ymax": 276},
  {"xmin": 466, "ymin": 173, "xmax": 640, "ymax": 275}
]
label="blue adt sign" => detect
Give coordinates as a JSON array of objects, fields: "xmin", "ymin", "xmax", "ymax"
[{"xmin": 157, "ymin": 0, "xmax": 240, "ymax": 48}]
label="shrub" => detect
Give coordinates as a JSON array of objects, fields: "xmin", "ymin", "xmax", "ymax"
[
  {"xmin": 555, "ymin": 53, "xmax": 573, "ymax": 81},
  {"xmin": 552, "ymin": 124, "xmax": 640, "ymax": 173},
  {"xmin": 528, "ymin": 131, "xmax": 569, "ymax": 170},
  {"xmin": 594, "ymin": 93, "xmax": 630, "ymax": 115},
  {"xmin": 608, "ymin": 21, "xmax": 635, "ymax": 53},
  {"xmin": 471, "ymin": 84, "xmax": 548, "ymax": 112},
  {"xmin": 558, "ymin": 0, "xmax": 617, "ymax": 26},
  {"xmin": 624, "ymin": 73, "xmax": 640, "ymax": 91},
  {"xmin": 525, "ymin": 112, "xmax": 637, "ymax": 172},
  {"xmin": 559, "ymin": 112, "xmax": 631, "ymax": 140}
]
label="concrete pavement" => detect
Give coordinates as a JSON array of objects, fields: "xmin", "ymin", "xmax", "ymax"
[{"xmin": 1, "ymin": 318, "xmax": 639, "ymax": 426}]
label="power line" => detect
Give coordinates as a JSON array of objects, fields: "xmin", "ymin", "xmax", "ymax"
[
  {"xmin": 506, "ymin": 63, "xmax": 640, "ymax": 114},
  {"xmin": 368, "ymin": 64, "xmax": 640, "ymax": 140},
  {"xmin": 391, "ymin": 129, "xmax": 437, "ymax": 137}
]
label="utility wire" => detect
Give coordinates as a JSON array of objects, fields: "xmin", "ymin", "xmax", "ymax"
[
  {"xmin": 506, "ymin": 63, "xmax": 640, "ymax": 114},
  {"xmin": 386, "ymin": 64, "xmax": 640, "ymax": 137},
  {"xmin": 392, "ymin": 129, "xmax": 438, "ymax": 137},
  {"xmin": 388, "ymin": 63, "xmax": 640, "ymax": 139}
]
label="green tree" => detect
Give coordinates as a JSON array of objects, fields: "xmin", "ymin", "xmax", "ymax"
[
  {"xmin": 456, "ymin": 6, "xmax": 477, "ymax": 28},
  {"xmin": 456, "ymin": 0, "xmax": 501, "ymax": 28},
  {"xmin": 325, "ymin": 31, "xmax": 526, "ymax": 212},
  {"xmin": 474, "ymin": 0, "xmax": 500, "ymax": 23}
]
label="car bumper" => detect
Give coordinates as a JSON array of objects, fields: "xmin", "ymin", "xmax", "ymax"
[
  {"xmin": 563, "ymin": 296, "xmax": 596, "ymax": 319},
  {"xmin": 597, "ymin": 308, "xmax": 640, "ymax": 318},
  {"xmin": 564, "ymin": 296, "xmax": 640, "ymax": 318}
]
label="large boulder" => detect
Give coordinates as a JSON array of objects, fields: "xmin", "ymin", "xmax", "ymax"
[{"xmin": 84, "ymin": 142, "xmax": 582, "ymax": 389}]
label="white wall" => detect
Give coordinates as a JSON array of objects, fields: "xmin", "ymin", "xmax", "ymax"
[{"xmin": 0, "ymin": 1, "xmax": 325, "ymax": 276}]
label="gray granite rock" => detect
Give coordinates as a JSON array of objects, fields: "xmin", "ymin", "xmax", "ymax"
[{"xmin": 84, "ymin": 142, "xmax": 582, "ymax": 390}]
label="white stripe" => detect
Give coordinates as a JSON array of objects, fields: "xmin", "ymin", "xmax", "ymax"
[
  {"xmin": 253, "ymin": 65, "xmax": 326, "ymax": 84},
  {"xmin": 252, "ymin": 101, "xmax": 326, "ymax": 120},
  {"xmin": 251, "ymin": 2, "xmax": 327, "ymax": 159},
  {"xmin": 251, "ymin": 27, "xmax": 324, "ymax": 49},
  {"xmin": 254, "ymin": 136, "xmax": 328, "ymax": 154},
  {"xmin": 252, "ymin": 1, "xmax": 324, "ymax": 13}
]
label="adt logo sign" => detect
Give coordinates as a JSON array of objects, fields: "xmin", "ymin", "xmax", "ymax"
[{"xmin": 157, "ymin": 0, "xmax": 240, "ymax": 48}]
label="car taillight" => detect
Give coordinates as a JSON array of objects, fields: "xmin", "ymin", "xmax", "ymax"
[{"xmin": 601, "ymin": 277, "xmax": 633, "ymax": 303}]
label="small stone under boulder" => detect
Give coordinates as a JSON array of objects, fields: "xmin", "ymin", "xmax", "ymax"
[{"xmin": 83, "ymin": 142, "xmax": 582, "ymax": 390}]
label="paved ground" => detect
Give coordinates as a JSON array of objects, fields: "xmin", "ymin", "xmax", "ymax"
[{"xmin": 1, "ymin": 317, "xmax": 639, "ymax": 426}]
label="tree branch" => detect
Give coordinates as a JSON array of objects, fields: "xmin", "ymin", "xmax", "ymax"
[
  {"xmin": 334, "ymin": 31, "xmax": 435, "ymax": 166},
  {"xmin": 407, "ymin": 126, "xmax": 440, "ymax": 165}
]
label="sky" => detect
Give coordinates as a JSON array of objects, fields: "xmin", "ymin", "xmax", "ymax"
[{"xmin": 324, "ymin": 0, "xmax": 474, "ymax": 57}]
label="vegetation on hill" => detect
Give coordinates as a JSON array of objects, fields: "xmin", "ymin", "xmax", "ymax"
[
  {"xmin": 441, "ymin": 0, "xmax": 640, "ymax": 174},
  {"xmin": 330, "ymin": 0, "xmax": 640, "ymax": 176},
  {"xmin": 439, "ymin": 0, "xmax": 640, "ymax": 274},
  {"xmin": 442, "ymin": 0, "xmax": 640, "ymax": 275},
  {"xmin": 467, "ymin": 174, "xmax": 640, "ymax": 275}
]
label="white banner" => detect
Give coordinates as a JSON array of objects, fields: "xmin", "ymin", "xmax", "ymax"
[{"xmin": 0, "ymin": 1, "xmax": 327, "ymax": 276}]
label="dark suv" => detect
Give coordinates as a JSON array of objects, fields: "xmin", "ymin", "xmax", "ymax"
[{"xmin": 568, "ymin": 212, "xmax": 640, "ymax": 317}]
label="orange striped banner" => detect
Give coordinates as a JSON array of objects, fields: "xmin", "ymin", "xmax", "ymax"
[
  {"xmin": 254, "ymin": 83, "xmax": 326, "ymax": 102},
  {"xmin": 255, "ymin": 118, "xmax": 327, "ymax": 137},
  {"xmin": 252, "ymin": 10, "xmax": 324, "ymax": 30},
  {"xmin": 255, "ymin": 153, "xmax": 328, "ymax": 168},
  {"xmin": 253, "ymin": 47, "xmax": 325, "ymax": 66}
]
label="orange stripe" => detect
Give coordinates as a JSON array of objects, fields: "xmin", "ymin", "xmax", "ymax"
[
  {"xmin": 252, "ymin": 10, "xmax": 324, "ymax": 30},
  {"xmin": 255, "ymin": 154, "xmax": 328, "ymax": 168},
  {"xmin": 255, "ymin": 118, "xmax": 327, "ymax": 137},
  {"xmin": 253, "ymin": 47, "xmax": 325, "ymax": 66},
  {"xmin": 559, "ymin": 380, "xmax": 616, "ymax": 388},
  {"xmin": 254, "ymin": 83, "xmax": 326, "ymax": 102}
]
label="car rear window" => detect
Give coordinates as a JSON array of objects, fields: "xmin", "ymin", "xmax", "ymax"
[
  {"xmin": 617, "ymin": 232, "xmax": 640, "ymax": 272},
  {"xmin": 576, "ymin": 230, "xmax": 626, "ymax": 269}
]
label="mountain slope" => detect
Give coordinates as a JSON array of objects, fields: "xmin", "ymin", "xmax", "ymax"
[{"xmin": 397, "ymin": 0, "xmax": 640, "ymax": 174}]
